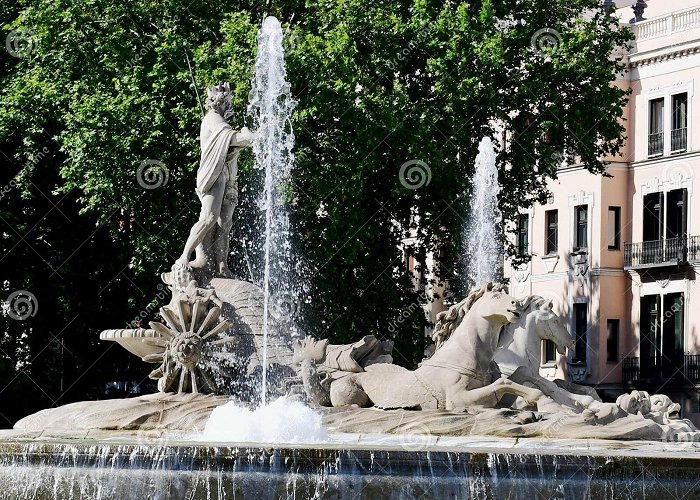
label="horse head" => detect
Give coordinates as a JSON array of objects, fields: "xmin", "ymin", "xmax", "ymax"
[
  {"xmin": 522, "ymin": 296, "xmax": 574, "ymax": 355},
  {"xmin": 468, "ymin": 283, "xmax": 522, "ymax": 326},
  {"xmin": 432, "ymin": 283, "xmax": 520, "ymax": 351}
]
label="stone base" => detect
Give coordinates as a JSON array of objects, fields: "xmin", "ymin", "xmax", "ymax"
[
  {"xmin": 1, "ymin": 431, "xmax": 700, "ymax": 499},
  {"xmin": 13, "ymin": 392, "xmax": 231, "ymax": 432},
  {"xmin": 14, "ymin": 393, "xmax": 699, "ymax": 443},
  {"xmin": 319, "ymin": 406, "xmax": 672, "ymax": 441}
]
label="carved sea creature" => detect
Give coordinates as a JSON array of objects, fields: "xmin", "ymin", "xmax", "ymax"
[{"xmin": 297, "ymin": 283, "xmax": 544, "ymax": 411}]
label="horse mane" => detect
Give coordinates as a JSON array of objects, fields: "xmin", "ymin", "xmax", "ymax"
[
  {"xmin": 518, "ymin": 295, "xmax": 547, "ymax": 312},
  {"xmin": 431, "ymin": 282, "xmax": 506, "ymax": 351}
]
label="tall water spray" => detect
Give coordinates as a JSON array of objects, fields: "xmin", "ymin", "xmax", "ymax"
[
  {"xmin": 248, "ymin": 16, "xmax": 297, "ymax": 405},
  {"xmin": 465, "ymin": 137, "xmax": 502, "ymax": 287}
]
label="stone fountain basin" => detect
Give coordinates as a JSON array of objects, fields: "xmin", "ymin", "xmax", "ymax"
[
  {"xmin": 99, "ymin": 328, "xmax": 165, "ymax": 358},
  {"xmin": 1, "ymin": 429, "xmax": 700, "ymax": 499}
]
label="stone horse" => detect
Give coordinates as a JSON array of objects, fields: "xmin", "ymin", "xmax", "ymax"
[
  {"xmin": 322, "ymin": 283, "xmax": 543, "ymax": 410},
  {"xmin": 493, "ymin": 295, "xmax": 599, "ymax": 411}
]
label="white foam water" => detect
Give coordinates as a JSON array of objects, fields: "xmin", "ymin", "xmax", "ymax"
[{"xmin": 200, "ymin": 397, "xmax": 329, "ymax": 444}]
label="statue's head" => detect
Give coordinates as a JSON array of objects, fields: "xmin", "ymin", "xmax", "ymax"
[
  {"xmin": 205, "ymin": 82, "xmax": 234, "ymax": 120},
  {"xmin": 471, "ymin": 283, "xmax": 521, "ymax": 325}
]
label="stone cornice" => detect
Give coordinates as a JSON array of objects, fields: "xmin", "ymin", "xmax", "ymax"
[
  {"xmin": 626, "ymin": 40, "xmax": 700, "ymax": 68},
  {"xmin": 630, "ymin": 150, "xmax": 700, "ymax": 170}
]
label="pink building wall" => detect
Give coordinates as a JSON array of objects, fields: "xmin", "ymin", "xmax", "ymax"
[{"xmin": 504, "ymin": 1, "xmax": 700, "ymax": 421}]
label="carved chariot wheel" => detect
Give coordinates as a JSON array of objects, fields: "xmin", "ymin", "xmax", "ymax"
[{"xmin": 142, "ymin": 297, "xmax": 236, "ymax": 393}]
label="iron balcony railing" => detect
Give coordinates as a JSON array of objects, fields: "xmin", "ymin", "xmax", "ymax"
[
  {"xmin": 688, "ymin": 235, "xmax": 700, "ymax": 262},
  {"xmin": 623, "ymin": 236, "xmax": 689, "ymax": 268},
  {"xmin": 671, "ymin": 127, "xmax": 688, "ymax": 153},
  {"xmin": 622, "ymin": 354, "xmax": 700, "ymax": 385},
  {"xmin": 648, "ymin": 132, "xmax": 664, "ymax": 156}
]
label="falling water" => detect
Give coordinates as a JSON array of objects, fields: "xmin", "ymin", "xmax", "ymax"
[
  {"xmin": 465, "ymin": 137, "xmax": 502, "ymax": 287},
  {"xmin": 248, "ymin": 16, "xmax": 297, "ymax": 405},
  {"xmin": 0, "ymin": 441, "xmax": 684, "ymax": 498}
]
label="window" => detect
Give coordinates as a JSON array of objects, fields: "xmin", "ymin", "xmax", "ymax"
[
  {"xmin": 517, "ymin": 214, "xmax": 529, "ymax": 255},
  {"xmin": 662, "ymin": 293, "xmax": 684, "ymax": 362},
  {"xmin": 545, "ymin": 210, "xmax": 558, "ymax": 254},
  {"xmin": 692, "ymin": 395, "xmax": 700, "ymax": 414},
  {"xmin": 404, "ymin": 253, "xmax": 414, "ymax": 272},
  {"xmin": 543, "ymin": 340, "xmax": 557, "ymax": 364},
  {"xmin": 640, "ymin": 295, "xmax": 661, "ymax": 360},
  {"xmin": 640, "ymin": 189, "xmax": 687, "ymax": 266},
  {"xmin": 643, "ymin": 192, "xmax": 663, "ymax": 242},
  {"xmin": 574, "ymin": 205, "xmax": 588, "ymax": 250},
  {"xmin": 573, "ymin": 303, "xmax": 588, "ymax": 363},
  {"xmin": 666, "ymin": 188, "xmax": 687, "ymax": 240},
  {"xmin": 671, "ymin": 93, "xmax": 688, "ymax": 153},
  {"xmin": 640, "ymin": 293, "xmax": 684, "ymax": 379},
  {"xmin": 607, "ymin": 319, "xmax": 619, "ymax": 362},
  {"xmin": 649, "ymin": 97, "xmax": 664, "ymax": 156},
  {"xmin": 607, "ymin": 207, "xmax": 621, "ymax": 250}
]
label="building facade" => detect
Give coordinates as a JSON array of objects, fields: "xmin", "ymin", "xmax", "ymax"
[{"xmin": 504, "ymin": 0, "xmax": 700, "ymax": 424}]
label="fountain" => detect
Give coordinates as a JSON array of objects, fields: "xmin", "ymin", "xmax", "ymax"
[
  {"xmin": 465, "ymin": 137, "xmax": 502, "ymax": 287},
  {"xmin": 1, "ymin": 15, "xmax": 700, "ymax": 499},
  {"xmin": 247, "ymin": 16, "xmax": 298, "ymax": 405}
]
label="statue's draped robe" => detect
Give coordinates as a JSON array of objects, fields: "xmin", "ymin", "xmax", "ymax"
[{"xmin": 196, "ymin": 112, "xmax": 236, "ymax": 197}]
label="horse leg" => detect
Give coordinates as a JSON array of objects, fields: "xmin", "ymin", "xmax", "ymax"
[
  {"xmin": 330, "ymin": 375, "xmax": 370, "ymax": 407},
  {"xmin": 491, "ymin": 378, "xmax": 544, "ymax": 405},
  {"xmin": 510, "ymin": 368, "xmax": 593, "ymax": 412},
  {"xmin": 447, "ymin": 377, "xmax": 543, "ymax": 411}
]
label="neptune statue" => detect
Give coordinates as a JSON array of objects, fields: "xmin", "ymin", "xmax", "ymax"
[{"xmin": 175, "ymin": 82, "xmax": 255, "ymax": 279}]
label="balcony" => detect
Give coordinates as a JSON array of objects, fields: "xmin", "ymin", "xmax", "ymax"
[
  {"xmin": 671, "ymin": 127, "xmax": 688, "ymax": 153},
  {"xmin": 635, "ymin": 6, "xmax": 700, "ymax": 42},
  {"xmin": 622, "ymin": 355, "xmax": 700, "ymax": 385},
  {"xmin": 648, "ymin": 132, "xmax": 663, "ymax": 157},
  {"xmin": 623, "ymin": 236, "xmax": 700, "ymax": 269}
]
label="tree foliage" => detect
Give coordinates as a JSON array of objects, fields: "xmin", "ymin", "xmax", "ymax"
[{"xmin": 0, "ymin": 0, "xmax": 631, "ymax": 423}]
